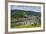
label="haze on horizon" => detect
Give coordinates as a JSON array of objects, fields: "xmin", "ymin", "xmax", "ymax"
[{"xmin": 11, "ymin": 5, "xmax": 41, "ymax": 12}]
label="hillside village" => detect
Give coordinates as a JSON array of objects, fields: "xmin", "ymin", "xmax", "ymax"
[
  {"xmin": 11, "ymin": 10, "xmax": 41, "ymax": 28},
  {"xmin": 16, "ymin": 15, "xmax": 40, "ymax": 25}
]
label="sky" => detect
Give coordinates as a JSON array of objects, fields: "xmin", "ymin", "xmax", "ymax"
[{"xmin": 11, "ymin": 5, "xmax": 41, "ymax": 12}]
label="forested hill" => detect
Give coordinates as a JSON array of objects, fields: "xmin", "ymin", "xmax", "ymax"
[{"xmin": 11, "ymin": 10, "xmax": 41, "ymax": 17}]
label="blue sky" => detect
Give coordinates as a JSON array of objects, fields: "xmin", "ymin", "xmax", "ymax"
[{"xmin": 11, "ymin": 5, "xmax": 41, "ymax": 12}]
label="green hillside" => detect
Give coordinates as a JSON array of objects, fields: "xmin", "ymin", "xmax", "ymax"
[{"xmin": 11, "ymin": 10, "xmax": 41, "ymax": 19}]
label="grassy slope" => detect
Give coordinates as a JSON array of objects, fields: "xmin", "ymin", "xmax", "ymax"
[{"xmin": 16, "ymin": 23, "xmax": 41, "ymax": 28}]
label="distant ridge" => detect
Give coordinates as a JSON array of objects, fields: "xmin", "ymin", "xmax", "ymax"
[
  {"xmin": 11, "ymin": 10, "xmax": 41, "ymax": 17},
  {"xmin": 11, "ymin": 9, "xmax": 41, "ymax": 12}
]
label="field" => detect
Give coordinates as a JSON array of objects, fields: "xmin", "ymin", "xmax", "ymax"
[
  {"xmin": 16, "ymin": 23, "xmax": 41, "ymax": 28},
  {"xmin": 11, "ymin": 10, "xmax": 41, "ymax": 28}
]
